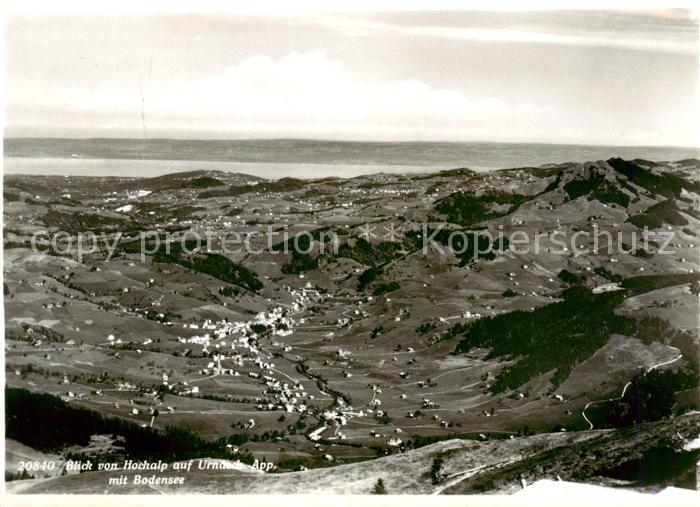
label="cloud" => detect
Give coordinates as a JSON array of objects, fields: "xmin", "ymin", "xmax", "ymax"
[
  {"xmin": 7, "ymin": 50, "xmax": 696, "ymax": 145},
  {"xmin": 152, "ymin": 52, "xmax": 522, "ymax": 124},
  {"xmin": 305, "ymin": 12, "xmax": 698, "ymax": 55},
  {"xmin": 7, "ymin": 51, "xmax": 554, "ymax": 141},
  {"xmin": 400, "ymin": 26, "xmax": 697, "ymax": 54}
]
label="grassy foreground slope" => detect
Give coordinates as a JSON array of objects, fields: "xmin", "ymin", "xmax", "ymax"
[{"xmin": 11, "ymin": 413, "xmax": 699, "ymax": 495}]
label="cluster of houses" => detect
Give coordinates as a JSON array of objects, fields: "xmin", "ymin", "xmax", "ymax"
[{"xmin": 155, "ymin": 287, "xmax": 324, "ymax": 416}]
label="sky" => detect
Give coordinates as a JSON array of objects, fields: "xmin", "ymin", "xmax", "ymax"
[{"xmin": 4, "ymin": 3, "xmax": 699, "ymax": 146}]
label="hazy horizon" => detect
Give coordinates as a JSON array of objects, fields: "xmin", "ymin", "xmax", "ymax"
[
  {"xmin": 3, "ymin": 136, "xmax": 699, "ymax": 149},
  {"xmin": 5, "ymin": 137, "xmax": 697, "ymax": 178}
]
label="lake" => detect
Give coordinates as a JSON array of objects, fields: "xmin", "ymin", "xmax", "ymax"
[{"xmin": 3, "ymin": 139, "xmax": 697, "ymax": 179}]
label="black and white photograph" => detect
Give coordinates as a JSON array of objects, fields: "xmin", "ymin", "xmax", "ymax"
[{"xmin": 2, "ymin": 1, "xmax": 699, "ymax": 503}]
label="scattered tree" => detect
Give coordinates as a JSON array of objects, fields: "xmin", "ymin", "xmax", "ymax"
[
  {"xmin": 373, "ymin": 478, "xmax": 387, "ymax": 494},
  {"xmin": 431, "ymin": 456, "xmax": 445, "ymax": 485}
]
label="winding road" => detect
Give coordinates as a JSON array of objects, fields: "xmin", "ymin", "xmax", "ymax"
[{"xmin": 581, "ymin": 353, "xmax": 683, "ymax": 430}]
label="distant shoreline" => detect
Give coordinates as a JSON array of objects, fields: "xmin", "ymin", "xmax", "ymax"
[
  {"xmin": 4, "ymin": 138, "xmax": 697, "ymax": 165},
  {"xmin": 3, "ymin": 138, "xmax": 698, "ymax": 179},
  {"xmin": 2, "ymin": 157, "xmax": 453, "ymax": 180},
  {"xmin": 5, "ymin": 137, "xmax": 698, "ymax": 150}
]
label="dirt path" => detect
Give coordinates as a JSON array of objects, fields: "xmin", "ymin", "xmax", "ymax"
[
  {"xmin": 431, "ymin": 459, "xmax": 517, "ymax": 495},
  {"xmin": 581, "ymin": 354, "xmax": 682, "ymax": 430}
]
